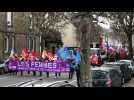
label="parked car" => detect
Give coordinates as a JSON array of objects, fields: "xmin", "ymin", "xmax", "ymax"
[
  {"xmin": 0, "ymin": 63, "xmax": 6, "ymax": 74},
  {"xmin": 92, "ymin": 67, "xmax": 122, "ymax": 87},
  {"xmin": 8, "ymin": 79, "xmax": 77, "ymax": 87},
  {"xmin": 119, "ymin": 60, "xmax": 134, "ymax": 76},
  {"xmin": 0, "ymin": 58, "xmax": 14, "ymax": 74},
  {"xmin": 101, "ymin": 63, "xmax": 132, "ymax": 84}
]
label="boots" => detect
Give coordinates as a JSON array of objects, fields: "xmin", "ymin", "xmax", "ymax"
[{"xmin": 33, "ymin": 71, "xmax": 36, "ymax": 76}]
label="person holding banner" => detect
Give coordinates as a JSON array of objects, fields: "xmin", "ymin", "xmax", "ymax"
[
  {"xmin": 7, "ymin": 49, "xmax": 18, "ymax": 75},
  {"xmin": 54, "ymin": 54, "xmax": 61, "ymax": 78},
  {"xmin": 27, "ymin": 51, "xmax": 31, "ymax": 75},
  {"xmin": 20, "ymin": 48, "xmax": 28, "ymax": 76},
  {"xmin": 55, "ymin": 47, "xmax": 62, "ymax": 78},
  {"xmin": 68, "ymin": 50, "xmax": 76, "ymax": 79},
  {"xmin": 28, "ymin": 50, "xmax": 37, "ymax": 75},
  {"xmin": 75, "ymin": 62, "xmax": 80, "ymax": 87},
  {"xmin": 47, "ymin": 49, "xmax": 54, "ymax": 61},
  {"xmin": 28, "ymin": 50, "xmax": 36, "ymax": 61},
  {"xmin": 42, "ymin": 48, "xmax": 50, "ymax": 78},
  {"xmin": 13, "ymin": 53, "xmax": 19, "ymax": 75},
  {"xmin": 42, "ymin": 49, "xmax": 48, "ymax": 60},
  {"xmin": 74, "ymin": 49, "xmax": 81, "ymax": 87},
  {"xmin": 20, "ymin": 48, "xmax": 28, "ymax": 61},
  {"xmin": 46, "ymin": 48, "xmax": 54, "ymax": 78},
  {"xmin": 41, "ymin": 49, "xmax": 48, "ymax": 76}
]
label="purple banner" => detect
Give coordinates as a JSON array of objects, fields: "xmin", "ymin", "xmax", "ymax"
[{"xmin": 8, "ymin": 60, "xmax": 70, "ymax": 72}]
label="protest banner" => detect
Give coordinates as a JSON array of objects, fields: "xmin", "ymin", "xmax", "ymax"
[{"xmin": 8, "ymin": 60, "xmax": 70, "ymax": 72}]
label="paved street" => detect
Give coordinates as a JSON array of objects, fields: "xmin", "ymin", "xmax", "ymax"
[
  {"xmin": 123, "ymin": 78, "xmax": 134, "ymax": 87},
  {"xmin": 0, "ymin": 72, "xmax": 134, "ymax": 87},
  {"xmin": 0, "ymin": 72, "xmax": 76, "ymax": 87}
]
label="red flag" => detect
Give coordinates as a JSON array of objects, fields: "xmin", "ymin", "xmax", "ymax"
[
  {"xmin": 42, "ymin": 50, "xmax": 47, "ymax": 59},
  {"xmin": 47, "ymin": 50, "xmax": 54, "ymax": 61},
  {"xmin": 21, "ymin": 48, "xmax": 27, "ymax": 59},
  {"xmin": 28, "ymin": 49, "xmax": 36, "ymax": 60}
]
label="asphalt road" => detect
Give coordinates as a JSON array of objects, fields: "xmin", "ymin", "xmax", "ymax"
[
  {"xmin": 0, "ymin": 72, "xmax": 76, "ymax": 87},
  {"xmin": 1, "ymin": 71, "xmax": 133, "ymax": 87},
  {"xmin": 123, "ymin": 78, "xmax": 134, "ymax": 87}
]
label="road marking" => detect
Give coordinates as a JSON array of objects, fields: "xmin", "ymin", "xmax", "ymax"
[
  {"xmin": 5, "ymin": 80, "xmax": 35, "ymax": 87},
  {"xmin": 0, "ymin": 77, "xmax": 10, "ymax": 80},
  {"xmin": 69, "ymin": 80, "xmax": 77, "ymax": 84}
]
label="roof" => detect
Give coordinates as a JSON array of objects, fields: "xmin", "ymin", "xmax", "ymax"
[
  {"xmin": 91, "ymin": 67, "xmax": 114, "ymax": 71},
  {"xmin": 105, "ymin": 62, "xmax": 125, "ymax": 65},
  {"xmin": 90, "ymin": 48, "xmax": 100, "ymax": 50},
  {"xmin": 119, "ymin": 60, "xmax": 132, "ymax": 62}
]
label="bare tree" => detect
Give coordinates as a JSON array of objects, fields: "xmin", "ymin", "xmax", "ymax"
[
  {"xmin": 69, "ymin": 12, "xmax": 109, "ymax": 87},
  {"xmin": 29, "ymin": 12, "xmax": 67, "ymax": 51},
  {"xmin": 110, "ymin": 12, "xmax": 134, "ymax": 59},
  {"xmin": 79, "ymin": 17, "xmax": 92, "ymax": 87}
]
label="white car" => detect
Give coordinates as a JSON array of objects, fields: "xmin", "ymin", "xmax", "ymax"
[
  {"xmin": 119, "ymin": 60, "xmax": 134, "ymax": 76},
  {"xmin": 0, "ymin": 63, "xmax": 6, "ymax": 74}
]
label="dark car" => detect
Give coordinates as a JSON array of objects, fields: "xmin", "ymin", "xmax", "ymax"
[
  {"xmin": 102, "ymin": 62, "xmax": 132, "ymax": 83},
  {"xmin": 92, "ymin": 67, "xmax": 122, "ymax": 87},
  {"xmin": 119, "ymin": 60, "xmax": 134, "ymax": 76}
]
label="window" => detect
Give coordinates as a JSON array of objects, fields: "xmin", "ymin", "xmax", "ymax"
[
  {"xmin": 31, "ymin": 39, "xmax": 34, "ymax": 50},
  {"xmin": 29, "ymin": 14, "xmax": 33, "ymax": 29},
  {"xmin": 7, "ymin": 12, "xmax": 12, "ymax": 26},
  {"xmin": 27, "ymin": 38, "xmax": 30, "ymax": 52},
  {"xmin": 110, "ymin": 70, "xmax": 120, "ymax": 78},
  {"xmin": 39, "ymin": 36, "xmax": 42, "ymax": 53},
  {"xmin": 4, "ymin": 36, "xmax": 9, "ymax": 53},
  {"xmin": 92, "ymin": 70, "xmax": 108, "ymax": 79},
  {"xmin": 11, "ymin": 37, "xmax": 15, "ymax": 50},
  {"xmin": 28, "ymin": 38, "xmax": 35, "ymax": 51},
  {"xmin": 119, "ymin": 61, "xmax": 130, "ymax": 66},
  {"xmin": 29, "ymin": 21, "xmax": 33, "ymax": 29}
]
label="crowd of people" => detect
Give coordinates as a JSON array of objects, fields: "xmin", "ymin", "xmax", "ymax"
[
  {"xmin": 90, "ymin": 47, "xmax": 128, "ymax": 67},
  {"xmin": 5, "ymin": 46, "xmax": 81, "ymax": 86},
  {"xmin": 107, "ymin": 47, "xmax": 127, "ymax": 62},
  {"xmin": 5, "ymin": 45, "xmax": 128, "ymax": 87}
]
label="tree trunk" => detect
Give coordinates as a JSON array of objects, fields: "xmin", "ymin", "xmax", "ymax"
[
  {"xmin": 79, "ymin": 17, "xmax": 92, "ymax": 87},
  {"xmin": 127, "ymin": 34, "xmax": 133, "ymax": 60}
]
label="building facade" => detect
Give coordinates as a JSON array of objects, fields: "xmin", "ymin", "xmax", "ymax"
[
  {"xmin": 0, "ymin": 12, "xmax": 6, "ymax": 61},
  {"xmin": 0, "ymin": 12, "xmax": 41, "ymax": 61},
  {"xmin": 0, "ymin": 12, "xmax": 65, "ymax": 61}
]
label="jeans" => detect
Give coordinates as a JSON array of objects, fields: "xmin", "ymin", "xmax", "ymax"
[
  {"xmin": 27, "ymin": 71, "xmax": 30, "ymax": 74},
  {"xmin": 21, "ymin": 70, "xmax": 23, "ymax": 76},
  {"xmin": 75, "ymin": 65, "xmax": 80, "ymax": 87},
  {"xmin": 46, "ymin": 72, "xmax": 49, "ymax": 78},
  {"xmin": 40, "ymin": 72, "xmax": 42, "ymax": 76},
  {"xmin": 69, "ymin": 67, "xmax": 74, "ymax": 79},
  {"xmin": 55, "ymin": 73, "xmax": 61, "ymax": 77},
  {"xmin": 33, "ymin": 71, "xmax": 36, "ymax": 76}
]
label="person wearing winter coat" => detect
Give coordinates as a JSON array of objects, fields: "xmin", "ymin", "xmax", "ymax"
[{"xmin": 68, "ymin": 51, "xmax": 76, "ymax": 79}]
